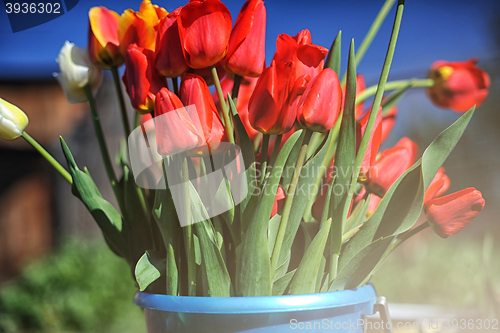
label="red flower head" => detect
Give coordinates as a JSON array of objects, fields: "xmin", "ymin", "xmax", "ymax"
[
  {"xmin": 179, "ymin": 73, "xmax": 227, "ymax": 152},
  {"xmin": 424, "ymin": 167, "xmax": 450, "ymax": 203},
  {"xmin": 155, "ymin": 8, "xmax": 189, "ymax": 78},
  {"xmin": 223, "ymin": 0, "xmax": 266, "ymax": 77},
  {"xmin": 356, "ymin": 107, "xmax": 383, "ymax": 181},
  {"xmin": 294, "ymin": 68, "xmax": 342, "ymax": 132},
  {"xmin": 424, "ymin": 188, "xmax": 485, "ymax": 238},
  {"xmin": 427, "ymin": 59, "xmax": 490, "ymax": 113},
  {"xmin": 88, "ymin": 7, "xmax": 123, "ymax": 68},
  {"xmin": 248, "ymin": 60, "xmax": 297, "ymax": 135},
  {"xmin": 271, "ymin": 185, "xmax": 286, "ymax": 217},
  {"xmin": 178, "ymin": 0, "xmax": 232, "ymax": 69},
  {"xmin": 215, "ymin": 76, "xmax": 260, "ymax": 140},
  {"xmin": 155, "ymin": 88, "xmax": 204, "ymax": 156},
  {"xmin": 273, "ymin": 30, "xmax": 328, "ymax": 81},
  {"xmin": 367, "ymin": 137, "xmax": 418, "ymax": 196},
  {"xmin": 123, "ymin": 44, "xmax": 167, "ymax": 114}
]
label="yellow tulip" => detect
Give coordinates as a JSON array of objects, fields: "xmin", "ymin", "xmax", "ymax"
[{"xmin": 0, "ymin": 98, "xmax": 29, "ymax": 140}]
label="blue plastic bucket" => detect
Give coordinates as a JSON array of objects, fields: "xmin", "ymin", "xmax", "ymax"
[{"xmin": 134, "ymin": 284, "xmax": 377, "ymax": 332}]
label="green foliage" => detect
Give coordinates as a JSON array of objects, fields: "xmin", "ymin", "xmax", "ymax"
[{"xmin": 0, "ymin": 240, "xmax": 144, "ymax": 333}]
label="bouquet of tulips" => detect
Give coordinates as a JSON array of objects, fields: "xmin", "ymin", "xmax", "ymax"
[{"xmin": 0, "ymin": 0, "xmax": 489, "ymax": 297}]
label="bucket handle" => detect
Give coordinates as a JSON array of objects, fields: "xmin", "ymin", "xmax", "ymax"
[{"xmin": 374, "ymin": 297, "xmax": 394, "ymax": 333}]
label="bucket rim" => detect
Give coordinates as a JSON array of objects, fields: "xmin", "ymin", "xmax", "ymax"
[{"xmin": 133, "ymin": 284, "xmax": 377, "ymax": 314}]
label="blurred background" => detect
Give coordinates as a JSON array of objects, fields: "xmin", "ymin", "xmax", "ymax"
[{"xmin": 0, "ymin": 0, "xmax": 499, "ymax": 332}]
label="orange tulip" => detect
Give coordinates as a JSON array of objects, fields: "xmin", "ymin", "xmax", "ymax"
[
  {"xmin": 123, "ymin": 44, "xmax": 167, "ymax": 114},
  {"xmin": 380, "ymin": 105, "xmax": 397, "ymax": 143},
  {"xmin": 424, "ymin": 188, "xmax": 485, "ymax": 238},
  {"xmin": 139, "ymin": 0, "xmax": 168, "ymax": 27},
  {"xmin": 88, "ymin": 7, "xmax": 123, "ymax": 68},
  {"xmin": 424, "ymin": 167, "xmax": 450, "ymax": 203},
  {"xmin": 427, "ymin": 59, "xmax": 490, "ymax": 113},
  {"xmin": 155, "ymin": 7, "xmax": 188, "ymax": 78},
  {"xmin": 295, "ymin": 68, "xmax": 342, "ymax": 132},
  {"xmin": 178, "ymin": 0, "xmax": 232, "ymax": 69},
  {"xmin": 223, "ymin": 0, "xmax": 266, "ymax": 77}
]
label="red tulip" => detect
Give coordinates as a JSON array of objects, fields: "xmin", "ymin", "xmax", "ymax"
[
  {"xmin": 123, "ymin": 44, "xmax": 167, "ymax": 114},
  {"xmin": 356, "ymin": 107, "xmax": 382, "ymax": 180},
  {"xmin": 88, "ymin": 7, "xmax": 123, "ymax": 68},
  {"xmin": 155, "ymin": 87, "xmax": 204, "ymax": 156},
  {"xmin": 179, "ymin": 73, "xmax": 227, "ymax": 150},
  {"xmin": 424, "ymin": 167, "xmax": 450, "ymax": 202},
  {"xmin": 273, "ymin": 30, "xmax": 328, "ymax": 81},
  {"xmin": 215, "ymin": 76, "xmax": 260, "ymax": 140},
  {"xmin": 367, "ymin": 137, "xmax": 418, "ymax": 196},
  {"xmin": 342, "ymin": 75, "xmax": 366, "ymax": 120},
  {"xmin": 155, "ymin": 8, "xmax": 189, "ymax": 78},
  {"xmin": 427, "ymin": 59, "xmax": 490, "ymax": 113},
  {"xmin": 178, "ymin": 0, "xmax": 232, "ymax": 69},
  {"xmin": 223, "ymin": 0, "xmax": 266, "ymax": 77},
  {"xmin": 248, "ymin": 60, "xmax": 296, "ymax": 135},
  {"xmin": 294, "ymin": 68, "xmax": 342, "ymax": 132},
  {"xmin": 424, "ymin": 188, "xmax": 485, "ymax": 238}
]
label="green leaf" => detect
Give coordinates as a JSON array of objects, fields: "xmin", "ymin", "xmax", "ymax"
[
  {"xmin": 135, "ymin": 250, "xmax": 166, "ymax": 292},
  {"xmin": 325, "ymin": 30, "xmax": 342, "ymax": 76},
  {"xmin": 344, "ymin": 197, "xmax": 370, "ymax": 232},
  {"xmin": 188, "ymin": 182, "xmax": 231, "ymax": 297},
  {"xmin": 328, "ymin": 40, "xmax": 357, "ymax": 280},
  {"xmin": 315, "ymin": 256, "xmax": 326, "ymax": 293},
  {"xmin": 268, "ymin": 214, "xmax": 282, "ymax": 255},
  {"xmin": 272, "ymin": 269, "xmax": 296, "ymax": 296},
  {"xmin": 340, "ymin": 106, "xmax": 476, "ymax": 270},
  {"xmin": 236, "ymin": 131, "xmax": 302, "ymax": 296},
  {"xmin": 281, "ymin": 131, "xmax": 306, "ymax": 190},
  {"xmin": 60, "ymin": 137, "xmax": 129, "ymax": 263},
  {"xmin": 329, "ymin": 236, "xmax": 394, "ymax": 291},
  {"xmin": 287, "ymin": 218, "xmax": 332, "ymax": 295},
  {"xmin": 277, "ymin": 130, "xmax": 333, "ymax": 267}
]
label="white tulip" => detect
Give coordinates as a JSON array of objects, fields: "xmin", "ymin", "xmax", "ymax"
[
  {"xmin": 0, "ymin": 98, "xmax": 29, "ymax": 141},
  {"xmin": 53, "ymin": 41, "xmax": 102, "ymax": 103}
]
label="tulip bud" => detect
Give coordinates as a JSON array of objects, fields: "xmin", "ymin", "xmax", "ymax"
[
  {"xmin": 424, "ymin": 188, "xmax": 485, "ymax": 238},
  {"xmin": 179, "ymin": 73, "xmax": 227, "ymax": 149},
  {"xmin": 223, "ymin": 0, "xmax": 266, "ymax": 77},
  {"xmin": 155, "ymin": 8, "xmax": 188, "ymax": 78},
  {"xmin": 88, "ymin": 6, "xmax": 123, "ymax": 68},
  {"xmin": 123, "ymin": 44, "xmax": 167, "ymax": 114},
  {"xmin": 367, "ymin": 137, "xmax": 418, "ymax": 196},
  {"xmin": 54, "ymin": 41, "xmax": 103, "ymax": 104},
  {"xmin": 178, "ymin": 0, "xmax": 232, "ymax": 69},
  {"xmin": 427, "ymin": 59, "xmax": 490, "ymax": 113},
  {"xmin": 295, "ymin": 68, "xmax": 342, "ymax": 132},
  {"xmin": 356, "ymin": 107, "xmax": 382, "ymax": 180},
  {"xmin": 0, "ymin": 98, "xmax": 29, "ymax": 141},
  {"xmin": 155, "ymin": 88, "xmax": 204, "ymax": 156},
  {"xmin": 248, "ymin": 60, "xmax": 296, "ymax": 135}
]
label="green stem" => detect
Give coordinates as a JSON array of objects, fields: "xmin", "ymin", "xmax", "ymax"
[
  {"xmin": 349, "ymin": 0, "xmax": 406, "ymax": 211},
  {"xmin": 84, "ymin": 85, "xmax": 119, "ymax": 199},
  {"xmin": 231, "ymin": 74, "xmax": 243, "ymax": 103},
  {"xmin": 269, "ymin": 134, "xmax": 282, "ymax": 168},
  {"xmin": 210, "ymin": 66, "xmax": 234, "ymax": 143},
  {"xmin": 356, "ymin": 78, "xmax": 434, "ymax": 105},
  {"xmin": 180, "ymin": 156, "xmax": 196, "ymax": 296},
  {"xmin": 172, "ymin": 77, "xmax": 179, "ymax": 96},
  {"xmin": 341, "ymin": 0, "xmax": 397, "ymax": 85},
  {"xmin": 21, "ymin": 132, "xmax": 72, "ymax": 184},
  {"xmin": 259, "ymin": 134, "xmax": 270, "ymax": 185},
  {"xmin": 111, "ymin": 66, "xmax": 132, "ymax": 138},
  {"xmin": 270, "ymin": 130, "xmax": 312, "ymax": 273},
  {"xmin": 134, "ymin": 112, "xmax": 140, "ymax": 128}
]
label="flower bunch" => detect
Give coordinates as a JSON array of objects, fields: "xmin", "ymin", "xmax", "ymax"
[{"xmin": 0, "ymin": 0, "xmax": 489, "ymax": 298}]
